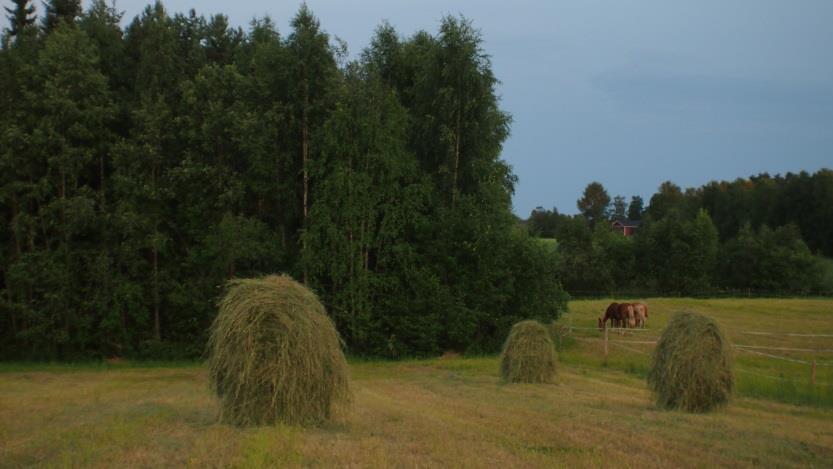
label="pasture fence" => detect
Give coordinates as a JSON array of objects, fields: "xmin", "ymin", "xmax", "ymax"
[
  {"xmin": 557, "ymin": 323, "xmax": 833, "ymax": 387},
  {"xmin": 567, "ymin": 289, "xmax": 833, "ymax": 300}
]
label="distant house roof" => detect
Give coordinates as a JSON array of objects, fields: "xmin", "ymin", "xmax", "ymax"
[{"xmin": 611, "ymin": 219, "xmax": 642, "ymax": 228}]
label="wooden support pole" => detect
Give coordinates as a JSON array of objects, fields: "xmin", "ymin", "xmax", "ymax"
[
  {"xmin": 811, "ymin": 359, "xmax": 816, "ymax": 386},
  {"xmin": 604, "ymin": 325, "xmax": 609, "ymax": 361}
]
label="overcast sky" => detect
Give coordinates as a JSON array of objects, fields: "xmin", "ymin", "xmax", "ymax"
[{"xmin": 5, "ymin": 0, "xmax": 832, "ymax": 215}]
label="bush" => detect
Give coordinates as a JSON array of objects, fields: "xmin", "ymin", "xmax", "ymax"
[
  {"xmin": 648, "ymin": 311, "xmax": 734, "ymax": 412},
  {"xmin": 207, "ymin": 275, "xmax": 350, "ymax": 426},
  {"xmin": 499, "ymin": 320, "xmax": 556, "ymax": 383}
]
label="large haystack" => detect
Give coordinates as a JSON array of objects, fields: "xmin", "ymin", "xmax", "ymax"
[
  {"xmin": 647, "ymin": 311, "xmax": 734, "ymax": 412},
  {"xmin": 207, "ymin": 275, "xmax": 350, "ymax": 426},
  {"xmin": 500, "ymin": 320, "xmax": 556, "ymax": 383}
]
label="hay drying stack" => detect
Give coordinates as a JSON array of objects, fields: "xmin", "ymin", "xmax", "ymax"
[
  {"xmin": 207, "ymin": 274, "xmax": 350, "ymax": 426},
  {"xmin": 500, "ymin": 320, "xmax": 556, "ymax": 383},
  {"xmin": 648, "ymin": 311, "xmax": 734, "ymax": 413}
]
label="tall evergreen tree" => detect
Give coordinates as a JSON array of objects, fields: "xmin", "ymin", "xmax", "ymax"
[
  {"xmin": 287, "ymin": 5, "xmax": 337, "ymax": 282},
  {"xmin": 119, "ymin": 2, "xmax": 181, "ymax": 344},
  {"xmin": 80, "ymin": 0, "xmax": 125, "ymax": 99},
  {"xmin": 41, "ymin": 0, "xmax": 81, "ymax": 33},
  {"xmin": 14, "ymin": 22, "xmax": 116, "ymax": 357},
  {"xmin": 204, "ymin": 14, "xmax": 242, "ymax": 65},
  {"xmin": 5, "ymin": 0, "xmax": 36, "ymax": 36},
  {"xmin": 627, "ymin": 195, "xmax": 644, "ymax": 220},
  {"xmin": 237, "ymin": 18, "xmax": 295, "ymax": 256},
  {"xmin": 611, "ymin": 195, "xmax": 627, "ymax": 220}
]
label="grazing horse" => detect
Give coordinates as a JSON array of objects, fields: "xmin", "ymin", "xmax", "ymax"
[
  {"xmin": 598, "ymin": 302, "xmax": 620, "ymax": 330},
  {"xmin": 631, "ymin": 303, "xmax": 648, "ymax": 328},
  {"xmin": 617, "ymin": 303, "xmax": 636, "ymax": 328}
]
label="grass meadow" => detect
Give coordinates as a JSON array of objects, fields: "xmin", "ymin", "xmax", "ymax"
[{"xmin": 1, "ymin": 298, "xmax": 832, "ymax": 467}]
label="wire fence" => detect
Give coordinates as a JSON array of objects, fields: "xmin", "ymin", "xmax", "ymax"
[
  {"xmin": 567, "ymin": 289, "xmax": 833, "ymax": 300},
  {"xmin": 558, "ymin": 324, "xmax": 833, "ymax": 385}
]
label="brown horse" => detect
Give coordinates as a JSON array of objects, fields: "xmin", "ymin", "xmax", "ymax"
[
  {"xmin": 598, "ymin": 302, "xmax": 620, "ymax": 330},
  {"xmin": 617, "ymin": 303, "xmax": 636, "ymax": 328},
  {"xmin": 631, "ymin": 303, "xmax": 648, "ymax": 328}
]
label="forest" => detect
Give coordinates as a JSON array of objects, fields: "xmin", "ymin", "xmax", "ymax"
[
  {"xmin": 0, "ymin": 1, "xmax": 567, "ymax": 360},
  {"xmin": 527, "ymin": 171, "xmax": 833, "ymax": 296},
  {"xmin": 1, "ymin": 1, "xmax": 829, "ymax": 362}
]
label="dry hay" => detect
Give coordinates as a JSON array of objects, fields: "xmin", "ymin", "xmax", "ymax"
[
  {"xmin": 500, "ymin": 320, "xmax": 556, "ymax": 383},
  {"xmin": 207, "ymin": 274, "xmax": 350, "ymax": 426},
  {"xmin": 648, "ymin": 311, "xmax": 734, "ymax": 412}
]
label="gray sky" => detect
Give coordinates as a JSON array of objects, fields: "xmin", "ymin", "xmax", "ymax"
[{"xmin": 6, "ymin": 0, "xmax": 833, "ymax": 215}]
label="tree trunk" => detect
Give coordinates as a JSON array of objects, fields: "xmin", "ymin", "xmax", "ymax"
[
  {"xmin": 99, "ymin": 152, "xmax": 106, "ymax": 207},
  {"xmin": 227, "ymin": 258, "xmax": 236, "ymax": 279},
  {"xmin": 151, "ymin": 161, "xmax": 161, "ymax": 342},
  {"xmin": 10, "ymin": 196, "xmax": 23, "ymax": 328},
  {"xmin": 3, "ymin": 270, "xmax": 17, "ymax": 336},
  {"xmin": 301, "ymin": 91, "xmax": 310, "ymax": 284},
  {"xmin": 302, "ymin": 97, "xmax": 310, "ymax": 220},
  {"xmin": 276, "ymin": 149, "xmax": 286, "ymax": 250},
  {"xmin": 60, "ymin": 167, "xmax": 66, "ymax": 227},
  {"xmin": 11, "ymin": 196, "xmax": 22, "ymax": 257},
  {"xmin": 152, "ymin": 244, "xmax": 160, "ymax": 341},
  {"xmin": 452, "ymin": 111, "xmax": 461, "ymax": 207}
]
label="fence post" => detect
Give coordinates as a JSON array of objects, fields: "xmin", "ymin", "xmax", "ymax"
[
  {"xmin": 811, "ymin": 360, "xmax": 816, "ymax": 386},
  {"xmin": 604, "ymin": 325, "xmax": 609, "ymax": 361}
]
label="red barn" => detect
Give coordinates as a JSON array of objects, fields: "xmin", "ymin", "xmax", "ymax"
[{"xmin": 611, "ymin": 219, "xmax": 641, "ymax": 237}]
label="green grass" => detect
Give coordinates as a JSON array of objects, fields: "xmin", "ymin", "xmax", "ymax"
[
  {"xmin": 559, "ymin": 298, "xmax": 833, "ymax": 408},
  {"xmin": 536, "ymin": 237, "xmax": 558, "ymax": 249},
  {"xmin": 2, "ymin": 298, "xmax": 833, "ymax": 467},
  {"xmin": 0, "ymin": 360, "xmax": 199, "ymax": 373},
  {"xmin": 3, "ymin": 355, "xmax": 833, "ymax": 467}
]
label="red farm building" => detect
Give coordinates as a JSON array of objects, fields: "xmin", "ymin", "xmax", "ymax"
[{"xmin": 611, "ymin": 219, "xmax": 641, "ymax": 237}]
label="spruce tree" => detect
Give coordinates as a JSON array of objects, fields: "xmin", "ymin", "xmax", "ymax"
[
  {"xmin": 287, "ymin": 5, "xmax": 337, "ymax": 282},
  {"xmin": 5, "ymin": 0, "xmax": 36, "ymax": 36},
  {"xmin": 119, "ymin": 2, "xmax": 180, "ymax": 343},
  {"xmin": 41, "ymin": 0, "xmax": 81, "ymax": 33},
  {"xmin": 612, "ymin": 195, "xmax": 627, "ymax": 220},
  {"xmin": 26, "ymin": 22, "xmax": 115, "ymax": 356},
  {"xmin": 628, "ymin": 195, "xmax": 644, "ymax": 220}
]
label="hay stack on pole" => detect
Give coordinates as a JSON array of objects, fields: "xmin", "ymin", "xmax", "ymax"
[
  {"xmin": 648, "ymin": 311, "xmax": 734, "ymax": 413},
  {"xmin": 500, "ymin": 320, "xmax": 556, "ymax": 383},
  {"xmin": 207, "ymin": 274, "xmax": 350, "ymax": 426}
]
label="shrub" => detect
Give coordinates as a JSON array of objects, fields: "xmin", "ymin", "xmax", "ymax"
[
  {"xmin": 648, "ymin": 311, "xmax": 734, "ymax": 412},
  {"xmin": 207, "ymin": 275, "xmax": 350, "ymax": 426},
  {"xmin": 500, "ymin": 320, "xmax": 556, "ymax": 383}
]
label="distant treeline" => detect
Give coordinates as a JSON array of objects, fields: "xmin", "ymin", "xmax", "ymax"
[
  {"xmin": 527, "ymin": 171, "xmax": 833, "ymax": 296},
  {"xmin": 0, "ymin": 1, "xmax": 568, "ymax": 360}
]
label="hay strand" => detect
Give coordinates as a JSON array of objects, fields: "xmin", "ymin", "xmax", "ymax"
[
  {"xmin": 500, "ymin": 320, "xmax": 556, "ymax": 383},
  {"xmin": 648, "ymin": 311, "xmax": 734, "ymax": 412},
  {"xmin": 207, "ymin": 274, "xmax": 350, "ymax": 426}
]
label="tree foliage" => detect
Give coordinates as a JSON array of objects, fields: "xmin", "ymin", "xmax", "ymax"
[
  {"xmin": 4, "ymin": 0, "xmax": 36, "ymax": 36},
  {"xmin": 0, "ymin": 4, "xmax": 567, "ymax": 359},
  {"xmin": 577, "ymin": 181, "xmax": 610, "ymax": 227},
  {"xmin": 529, "ymin": 173, "xmax": 830, "ymax": 296}
]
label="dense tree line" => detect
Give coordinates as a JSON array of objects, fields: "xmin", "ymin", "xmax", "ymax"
[
  {"xmin": 528, "ymin": 172, "xmax": 832, "ymax": 296},
  {"xmin": 0, "ymin": 1, "xmax": 568, "ymax": 360}
]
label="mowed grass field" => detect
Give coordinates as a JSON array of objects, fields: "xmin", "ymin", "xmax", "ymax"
[
  {"xmin": 562, "ymin": 298, "xmax": 833, "ymax": 407},
  {"xmin": 1, "ymin": 299, "xmax": 832, "ymax": 468}
]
